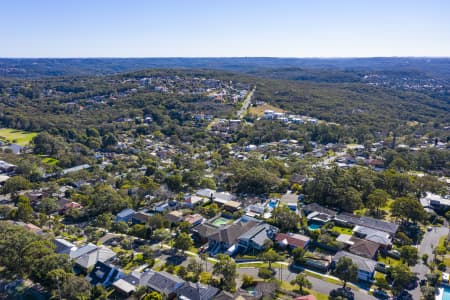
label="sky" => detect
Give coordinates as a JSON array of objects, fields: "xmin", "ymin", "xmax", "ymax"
[{"xmin": 1, "ymin": 0, "xmax": 449, "ymax": 58}]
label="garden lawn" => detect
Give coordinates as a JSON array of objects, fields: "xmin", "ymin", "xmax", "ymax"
[
  {"xmin": 331, "ymin": 226, "xmax": 353, "ymax": 235},
  {"xmin": 377, "ymin": 256, "xmax": 402, "ymax": 267},
  {"xmin": 0, "ymin": 128, "xmax": 37, "ymax": 146}
]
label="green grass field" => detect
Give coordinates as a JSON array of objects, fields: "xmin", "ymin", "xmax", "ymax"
[
  {"xmin": 331, "ymin": 226, "xmax": 353, "ymax": 235},
  {"xmin": 0, "ymin": 128, "xmax": 37, "ymax": 146},
  {"xmin": 41, "ymin": 157, "xmax": 59, "ymax": 165}
]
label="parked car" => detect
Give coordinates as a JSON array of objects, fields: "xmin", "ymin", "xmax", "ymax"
[
  {"xmin": 375, "ymin": 262, "xmax": 390, "ymax": 273},
  {"xmin": 330, "ymin": 287, "xmax": 354, "ymax": 300},
  {"xmin": 373, "ymin": 289, "xmax": 390, "ymax": 299},
  {"xmin": 387, "ymin": 249, "xmax": 401, "ymax": 259}
]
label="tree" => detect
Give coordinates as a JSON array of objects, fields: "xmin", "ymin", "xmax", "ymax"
[
  {"xmin": 94, "ymin": 212, "xmax": 114, "ymax": 230},
  {"xmin": 242, "ymin": 274, "xmax": 255, "ymax": 288},
  {"xmin": 1, "ymin": 176, "xmax": 31, "ymax": 195},
  {"xmin": 271, "ymin": 205, "xmax": 300, "ymax": 231},
  {"xmin": 400, "ymin": 245, "xmax": 418, "ymax": 266},
  {"xmin": 259, "ymin": 248, "xmax": 282, "ymax": 269},
  {"xmin": 421, "ymin": 286, "xmax": 437, "ymax": 300},
  {"xmin": 139, "ymin": 245, "xmax": 153, "ymax": 261},
  {"xmin": 213, "ymin": 254, "xmax": 237, "ymax": 292},
  {"xmin": 174, "ymin": 232, "xmax": 193, "ymax": 254},
  {"xmin": 153, "ymin": 228, "xmax": 170, "ymax": 242},
  {"xmin": 290, "ymin": 273, "xmax": 312, "ymax": 294},
  {"xmin": 366, "ymin": 189, "xmax": 389, "ymax": 215},
  {"xmin": 389, "ymin": 265, "xmax": 415, "ymax": 295},
  {"xmin": 166, "ymin": 174, "xmax": 183, "ymax": 192},
  {"xmin": 49, "ymin": 271, "xmax": 91, "ymax": 300},
  {"xmin": 292, "ymin": 247, "xmax": 306, "ymax": 265},
  {"xmin": 187, "ymin": 258, "xmax": 203, "ymax": 282},
  {"xmin": 37, "ymin": 197, "xmax": 58, "ymax": 214},
  {"xmin": 334, "ymin": 257, "xmax": 358, "ymax": 288},
  {"xmin": 391, "ymin": 196, "xmax": 427, "ymax": 223},
  {"xmin": 143, "ymin": 291, "xmax": 163, "ymax": 300},
  {"xmin": 16, "ymin": 195, "xmax": 33, "ymax": 222},
  {"xmin": 148, "ymin": 214, "xmax": 168, "ymax": 230},
  {"xmin": 374, "ymin": 277, "xmax": 390, "ymax": 291}
]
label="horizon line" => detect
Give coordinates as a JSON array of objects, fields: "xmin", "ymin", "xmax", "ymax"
[{"xmin": 1, "ymin": 56, "xmax": 450, "ymax": 59}]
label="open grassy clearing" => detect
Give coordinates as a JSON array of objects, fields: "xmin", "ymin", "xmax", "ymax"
[
  {"xmin": 247, "ymin": 103, "xmax": 285, "ymax": 116},
  {"xmin": 41, "ymin": 157, "xmax": 59, "ymax": 165},
  {"xmin": 0, "ymin": 128, "xmax": 37, "ymax": 146}
]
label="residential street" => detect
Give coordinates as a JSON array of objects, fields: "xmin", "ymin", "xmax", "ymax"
[
  {"xmin": 411, "ymin": 225, "xmax": 449, "ymax": 300},
  {"xmin": 237, "ymin": 87, "xmax": 255, "ymax": 119},
  {"xmin": 238, "ymin": 266, "xmax": 377, "ymax": 300}
]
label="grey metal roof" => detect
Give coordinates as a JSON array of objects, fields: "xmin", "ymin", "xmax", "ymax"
[
  {"xmin": 333, "ymin": 251, "xmax": 377, "ymax": 273},
  {"xmin": 177, "ymin": 281, "xmax": 219, "ymax": 300},
  {"xmin": 146, "ymin": 271, "xmax": 185, "ymax": 294}
]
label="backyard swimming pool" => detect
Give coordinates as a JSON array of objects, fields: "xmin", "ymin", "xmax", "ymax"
[
  {"xmin": 267, "ymin": 199, "xmax": 279, "ymax": 209},
  {"xmin": 308, "ymin": 223, "xmax": 322, "ymax": 230},
  {"xmin": 211, "ymin": 217, "xmax": 233, "ymax": 227},
  {"xmin": 443, "ymin": 285, "xmax": 450, "ymax": 300}
]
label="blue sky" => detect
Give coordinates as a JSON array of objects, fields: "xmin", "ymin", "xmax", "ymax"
[{"xmin": 1, "ymin": 0, "xmax": 449, "ymax": 57}]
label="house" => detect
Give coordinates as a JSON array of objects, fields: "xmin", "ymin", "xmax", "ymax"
[
  {"xmin": 303, "ymin": 203, "xmax": 337, "ymax": 218},
  {"xmin": 332, "ymin": 251, "xmax": 377, "ymax": 282},
  {"xmin": 224, "ymin": 200, "xmax": 241, "ymax": 212},
  {"xmin": 132, "ymin": 211, "xmax": 153, "ymax": 224},
  {"xmin": 348, "ymin": 238, "xmax": 380, "ymax": 259},
  {"xmin": 166, "ymin": 210, "xmax": 184, "ymax": 224},
  {"xmin": 15, "ymin": 222, "xmax": 44, "ymax": 235},
  {"xmin": 237, "ymin": 223, "xmax": 279, "ymax": 252},
  {"xmin": 115, "ymin": 208, "xmax": 136, "ymax": 223},
  {"xmin": 155, "ymin": 202, "xmax": 170, "ymax": 213},
  {"xmin": 196, "ymin": 188, "xmax": 215, "ymax": 199},
  {"xmin": 0, "ymin": 160, "xmax": 17, "ymax": 173},
  {"xmin": 336, "ymin": 213, "xmax": 398, "ymax": 236},
  {"xmin": 192, "ymin": 223, "xmax": 218, "ymax": 243},
  {"xmin": 54, "ymin": 238, "xmax": 77, "ymax": 256},
  {"xmin": 420, "ymin": 192, "xmax": 450, "ymax": 211},
  {"xmin": 184, "ymin": 195, "xmax": 205, "ymax": 208},
  {"xmin": 8, "ymin": 144, "xmax": 24, "ymax": 155},
  {"xmin": 294, "ymin": 296, "xmax": 317, "ymax": 300},
  {"xmin": 145, "ymin": 271, "xmax": 185, "ymax": 297},
  {"xmin": 74, "ymin": 245, "xmax": 116, "ymax": 271},
  {"xmin": 207, "ymin": 218, "xmax": 260, "ymax": 253},
  {"xmin": 183, "ymin": 214, "xmax": 204, "ymax": 227},
  {"xmin": 57, "ymin": 200, "xmax": 83, "ymax": 214},
  {"xmin": 86, "ymin": 261, "xmax": 121, "ymax": 287},
  {"xmin": 176, "ymin": 281, "xmax": 219, "ymax": 300},
  {"xmin": 280, "ymin": 192, "xmax": 298, "ymax": 211},
  {"xmin": 214, "ymin": 291, "xmax": 237, "ymax": 300},
  {"xmin": 0, "ymin": 174, "xmax": 9, "ymax": 186},
  {"xmin": 352, "ymin": 226, "xmax": 392, "ymax": 248},
  {"xmin": 245, "ymin": 204, "xmax": 265, "ymax": 217},
  {"xmin": 112, "ymin": 278, "xmax": 136, "ymax": 297},
  {"xmin": 275, "ymin": 233, "xmax": 310, "ymax": 249},
  {"xmin": 112, "ymin": 270, "xmax": 142, "ymax": 296}
]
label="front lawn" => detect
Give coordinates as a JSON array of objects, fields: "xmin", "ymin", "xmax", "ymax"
[{"xmin": 377, "ymin": 255, "xmax": 401, "ymax": 267}]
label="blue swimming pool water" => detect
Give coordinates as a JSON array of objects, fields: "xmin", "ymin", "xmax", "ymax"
[
  {"xmin": 308, "ymin": 223, "xmax": 322, "ymax": 230},
  {"xmin": 443, "ymin": 286, "xmax": 450, "ymax": 300},
  {"xmin": 267, "ymin": 200, "xmax": 278, "ymax": 209}
]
